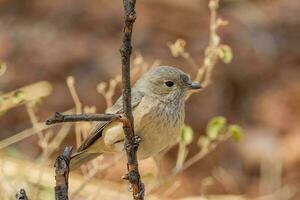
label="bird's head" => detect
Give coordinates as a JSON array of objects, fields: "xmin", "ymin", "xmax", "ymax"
[{"xmin": 136, "ymin": 66, "xmax": 201, "ymax": 102}]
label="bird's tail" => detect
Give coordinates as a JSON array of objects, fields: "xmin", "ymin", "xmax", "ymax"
[{"xmin": 69, "ymin": 150, "xmax": 101, "ymax": 170}]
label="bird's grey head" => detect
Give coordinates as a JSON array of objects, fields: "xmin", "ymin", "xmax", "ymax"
[{"xmin": 135, "ymin": 66, "xmax": 201, "ymax": 102}]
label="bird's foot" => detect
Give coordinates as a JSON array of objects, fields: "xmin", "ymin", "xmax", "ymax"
[
  {"xmin": 133, "ymin": 135, "xmax": 142, "ymax": 148},
  {"xmin": 123, "ymin": 135, "xmax": 142, "ymax": 152}
]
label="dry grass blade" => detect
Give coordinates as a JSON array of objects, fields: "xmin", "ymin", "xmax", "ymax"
[
  {"xmin": 0, "ymin": 110, "xmax": 74, "ymax": 149},
  {"xmin": 0, "ymin": 122, "xmax": 48, "ymax": 150}
]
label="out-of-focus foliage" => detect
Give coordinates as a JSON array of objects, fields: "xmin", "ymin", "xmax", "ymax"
[
  {"xmin": 218, "ymin": 45, "xmax": 233, "ymax": 64},
  {"xmin": 180, "ymin": 124, "xmax": 194, "ymax": 145},
  {"xmin": 12, "ymin": 90, "xmax": 25, "ymax": 104},
  {"xmin": 228, "ymin": 125, "xmax": 243, "ymax": 142},
  {"xmin": 206, "ymin": 116, "xmax": 226, "ymax": 140}
]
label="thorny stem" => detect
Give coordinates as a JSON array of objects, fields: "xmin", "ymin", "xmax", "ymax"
[{"xmin": 120, "ymin": 0, "xmax": 144, "ymax": 200}]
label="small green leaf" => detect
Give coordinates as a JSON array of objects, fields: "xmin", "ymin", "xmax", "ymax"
[
  {"xmin": 228, "ymin": 125, "xmax": 243, "ymax": 142},
  {"xmin": 12, "ymin": 90, "xmax": 25, "ymax": 104},
  {"xmin": 180, "ymin": 124, "xmax": 194, "ymax": 145},
  {"xmin": 219, "ymin": 45, "xmax": 233, "ymax": 64},
  {"xmin": 197, "ymin": 136, "xmax": 210, "ymax": 149},
  {"xmin": 206, "ymin": 116, "xmax": 227, "ymax": 140}
]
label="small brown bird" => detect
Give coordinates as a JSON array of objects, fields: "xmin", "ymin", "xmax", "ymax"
[{"xmin": 70, "ymin": 66, "xmax": 201, "ymax": 170}]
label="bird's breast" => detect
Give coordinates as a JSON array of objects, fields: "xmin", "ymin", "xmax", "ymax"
[{"xmin": 133, "ymin": 96, "xmax": 185, "ymax": 159}]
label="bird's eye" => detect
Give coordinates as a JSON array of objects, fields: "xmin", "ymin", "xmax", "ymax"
[{"xmin": 164, "ymin": 81, "xmax": 174, "ymax": 87}]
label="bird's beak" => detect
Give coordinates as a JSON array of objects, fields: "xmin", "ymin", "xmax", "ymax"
[{"xmin": 189, "ymin": 82, "xmax": 202, "ymax": 90}]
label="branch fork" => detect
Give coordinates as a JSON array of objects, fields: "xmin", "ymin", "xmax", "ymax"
[{"xmin": 45, "ymin": 0, "xmax": 144, "ymax": 199}]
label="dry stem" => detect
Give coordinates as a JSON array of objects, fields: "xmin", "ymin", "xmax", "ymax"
[
  {"xmin": 54, "ymin": 146, "xmax": 73, "ymax": 200},
  {"xmin": 46, "ymin": 112, "xmax": 120, "ymax": 125},
  {"xmin": 120, "ymin": 0, "xmax": 145, "ymax": 199}
]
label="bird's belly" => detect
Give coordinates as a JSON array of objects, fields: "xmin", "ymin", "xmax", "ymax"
[
  {"xmin": 136, "ymin": 124, "xmax": 179, "ymax": 160},
  {"xmin": 133, "ymin": 105, "xmax": 183, "ymax": 160}
]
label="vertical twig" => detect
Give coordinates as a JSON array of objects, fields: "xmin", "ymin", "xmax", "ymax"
[
  {"xmin": 120, "ymin": 0, "xmax": 145, "ymax": 200},
  {"xmin": 54, "ymin": 146, "xmax": 73, "ymax": 200},
  {"xmin": 66, "ymin": 76, "xmax": 83, "ymax": 148},
  {"xmin": 16, "ymin": 189, "xmax": 29, "ymax": 200}
]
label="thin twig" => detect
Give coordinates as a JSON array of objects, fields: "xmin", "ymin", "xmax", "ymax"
[
  {"xmin": 120, "ymin": 0, "xmax": 144, "ymax": 200},
  {"xmin": 194, "ymin": 0, "xmax": 221, "ymax": 87},
  {"xmin": 26, "ymin": 102, "xmax": 45, "ymax": 142},
  {"xmin": 54, "ymin": 146, "xmax": 73, "ymax": 200},
  {"xmin": 46, "ymin": 112, "xmax": 121, "ymax": 125},
  {"xmin": 185, "ymin": 0, "xmax": 223, "ymax": 100},
  {"xmin": 66, "ymin": 76, "xmax": 83, "ymax": 148},
  {"xmin": 177, "ymin": 135, "xmax": 230, "ymax": 173},
  {"xmin": 26, "ymin": 102, "xmax": 49, "ymax": 200}
]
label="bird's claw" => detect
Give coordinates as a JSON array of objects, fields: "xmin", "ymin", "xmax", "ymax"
[{"xmin": 133, "ymin": 135, "xmax": 142, "ymax": 146}]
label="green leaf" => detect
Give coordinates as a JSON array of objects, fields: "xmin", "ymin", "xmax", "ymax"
[
  {"xmin": 180, "ymin": 124, "xmax": 194, "ymax": 145},
  {"xmin": 206, "ymin": 116, "xmax": 227, "ymax": 140},
  {"xmin": 197, "ymin": 136, "xmax": 210, "ymax": 149},
  {"xmin": 12, "ymin": 90, "xmax": 25, "ymax": 104},
  {"xmin": 219, "ymin": 45, "xmax": 233, "ymax": 64},
  {"xmin": 228, "ymin": 125, "xmax": 243, "ymax": 142}
]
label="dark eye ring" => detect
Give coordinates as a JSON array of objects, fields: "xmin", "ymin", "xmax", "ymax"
[{"xmin": 164, "ymin": 81, "xmax": 174, "ymax": 87}]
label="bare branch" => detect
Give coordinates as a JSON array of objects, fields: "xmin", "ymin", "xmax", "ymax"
[
  {"xmin": 46, "ymin": 112, "xmax": 120, "ymax": 125},
  {"xmin": 120, "ymin": 0, "xmax": 145, "ymax": 199},
  {"xmin": 54, "ymin": 146, "xmax": 73, "ymax": 200}
]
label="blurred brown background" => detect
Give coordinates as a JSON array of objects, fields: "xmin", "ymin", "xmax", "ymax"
[{"xmin": 0, "ymin": 0, "xmax": 300, "ymax": 199}]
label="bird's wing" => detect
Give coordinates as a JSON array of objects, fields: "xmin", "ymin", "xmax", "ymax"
[{"xmin": 77, "ymin": 89, "xmax": 144, "ymax": 152}]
